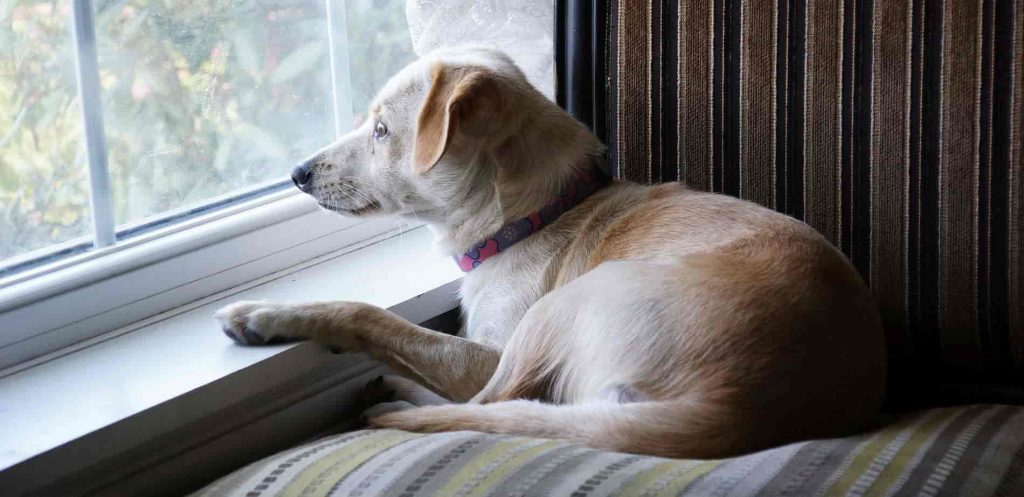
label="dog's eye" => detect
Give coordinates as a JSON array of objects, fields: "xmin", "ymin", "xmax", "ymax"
[{"xmin": 373, "ymin": 121, "xmax": 389, "ymax": 141}]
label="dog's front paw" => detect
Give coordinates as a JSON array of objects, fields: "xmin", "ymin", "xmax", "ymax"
[{"xmin": 213, "ymin": 300, "xmax": 308, "ymax": 345}]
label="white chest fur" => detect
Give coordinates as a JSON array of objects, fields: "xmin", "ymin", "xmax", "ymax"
[{"xmin": 455, "ymin": 230, "xmax": 566, "ymax": 349}]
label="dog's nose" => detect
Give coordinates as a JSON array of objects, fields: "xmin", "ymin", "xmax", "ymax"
[{"xmin": 291, "ymin": 162, "xmax": 313, "ymax": 191}]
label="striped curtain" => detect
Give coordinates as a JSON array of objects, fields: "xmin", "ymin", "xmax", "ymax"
[{"xmin": 604, "ymin": 0, "xmax": 1024, "ymax": 403}]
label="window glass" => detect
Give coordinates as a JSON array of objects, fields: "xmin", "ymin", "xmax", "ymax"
[
  {"xmin": 0, "ymin": 1, "xmax": 92, "ymax": 261},
  {"xmin": 0, "ymin": 0, "xmax": 417, "ymax": 267},
  {"xmin": 94, "ymin": 0, "xmax": 335, "ymax": 225},
  {"xmin": 346, "ymin": 0, "xmax": 416, "ymax": 127}
]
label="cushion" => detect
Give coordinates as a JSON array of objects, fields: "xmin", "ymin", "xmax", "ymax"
[{"xmin": 194, "ymin": 404, "xmax": 1024, "ymax": 496}]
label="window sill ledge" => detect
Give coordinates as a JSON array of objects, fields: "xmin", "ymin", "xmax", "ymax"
[{"xmin": 0, "ymin": 226, "xmax": 461, "ymax": 493}]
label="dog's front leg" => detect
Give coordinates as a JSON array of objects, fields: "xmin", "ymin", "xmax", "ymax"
[{"xmin": 214, "ymin": 300, "xmax": 499, "ymax": 402}]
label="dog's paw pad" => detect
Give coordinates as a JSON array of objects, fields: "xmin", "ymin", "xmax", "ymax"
[
  {"xmin": 232, "ymin": 327, "xmax": 305, "ymax": 346},
  {"xmin": 222, "ymin": 326, "xmax": 242, "ymax": 343},
  {"xmin": 221, "ymin": 325, "xmax": 271, "ymax": 346},
  {"xmin": 214, "ymin": 300, "xmax": 307, "ymax": 346},
  {"xmin": 241, "ymin": 327, "xmax": 267, "ymax": 345},
  {"xmin": 263, "ymin": 334, "xmax": 304, "ymax": 345}
]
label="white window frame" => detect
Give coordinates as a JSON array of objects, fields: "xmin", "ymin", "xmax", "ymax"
[{"xmin": 0, "ymin": 0, "xmax": 398, "ymax": 372}]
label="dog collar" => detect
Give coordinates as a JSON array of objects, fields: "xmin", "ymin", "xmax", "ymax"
[{"xmin": 455, "ymin": 168, "xmax": 610, "ymax": 272}]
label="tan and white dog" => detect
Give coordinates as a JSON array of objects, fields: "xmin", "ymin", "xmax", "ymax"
[{"xmin": 215, "ymin": 47, "xmax": 886, "ymax": 458}]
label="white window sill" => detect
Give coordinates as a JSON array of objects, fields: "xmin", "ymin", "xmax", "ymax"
[
  {"xmin": 0, "ymin": 226, "xmax": 461, "ymax": 489},
  {"xmin": 0, "ymin": 192, "xmax": 407, "ymax": 371}
]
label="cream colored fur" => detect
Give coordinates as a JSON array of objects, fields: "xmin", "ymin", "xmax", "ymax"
[{"xmin": 214, "ymin": 46, "xmax": 886, "ymax": 458}]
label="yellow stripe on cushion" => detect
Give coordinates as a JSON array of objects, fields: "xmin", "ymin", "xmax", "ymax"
[
  {"xmin": 433, "ymin": 438, "xmax": 530, "ymax": 496},
  {"xmin": 460, "ymin": 440, "xmax": 564, "ymax": 497},
  {"xmin": 656, "ymin": 460, "xmax": 723, "ymax": 497},
  {"xmin": 613, "ymin": 461, "xmax": 684, "ymax": 497},
  {"xmin": 823, "ymin": 409, "xmax": 940, "ymax": 497},
  {"xmin": 860, "ymin": 407, "xmax": 963, "ymax": 497},
  {"xmin": 278, "ymin": 430, "xmax": 422, "ymax": 497}
]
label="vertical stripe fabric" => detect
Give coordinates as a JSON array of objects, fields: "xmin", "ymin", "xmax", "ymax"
[
  {"xmin": 614, "ymin": 2, "xmax": 653, "ymax": 184},
  {"xmin": 802, "ymin": 0, "xmax": 842, "ymax": 243},
  {"xmin": 739, "ymin": 0, "xmax": 777, "ymax": 209},
  {"xmin": 608, "ymin": 0, "xmax": 1024, "ymax": 401},
  {"xmin": 677, "ymin": 0, "xmax": 714, "ymax": 190},
  {"xmin": 1009, "ymin": 0, "xmax": 1024, "ymax": 378},
  {"xmin": 937, "ymin": 0, "xmax": 983, "ymax": 373},
  {"xmin": 870, "ymin": 0, "xmax": 913, "ymax": 378},
  {"xmin": 193, "ymin": 405, "xmax": 1024, "ymax": 497}
]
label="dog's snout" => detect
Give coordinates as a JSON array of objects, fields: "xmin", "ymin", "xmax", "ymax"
[{"xmin": 291, "ymin": 162, "xmax": 313, "ymax": 192}]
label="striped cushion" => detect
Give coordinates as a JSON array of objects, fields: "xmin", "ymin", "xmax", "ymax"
[
  {"xmin": 194, "ymin": 404, "xmax": 1024, "ymax": 496},
  {"xmin": 603, "ymin": 0, "xmax": 1024, "ymax": 404}
]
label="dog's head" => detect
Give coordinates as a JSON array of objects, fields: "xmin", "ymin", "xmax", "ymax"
[{"xmin": 290, "ymin": 47, "xmax": 601, "ymax": 248}]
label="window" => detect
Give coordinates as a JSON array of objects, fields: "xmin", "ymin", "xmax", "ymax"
[
  {"xmin": 1, "ymin": 0, "xmax": 415, "ymax": 275},
  {"xmin": 0, "ymin": 0, "xmax": 418, "ymax": 369},
  {"xmin": 0, "ymin": 0, "xmax": 555, "ymax": 372}
]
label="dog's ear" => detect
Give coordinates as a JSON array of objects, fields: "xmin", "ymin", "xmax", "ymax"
[{"xmin": 413, "ymin": 63, "xmax": 505, "ymax": 174}]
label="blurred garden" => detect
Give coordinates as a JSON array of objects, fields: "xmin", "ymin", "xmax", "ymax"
[{"xmin": 0, "ymin": 0, "xmax": 414, "ymax": 262}]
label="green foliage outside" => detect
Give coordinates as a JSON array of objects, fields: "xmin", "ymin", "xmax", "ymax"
[{"xmin": 0, "ymin": 0, "xmax": 414, "ymax": 263}]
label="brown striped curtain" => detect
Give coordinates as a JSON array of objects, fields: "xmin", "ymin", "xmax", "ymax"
[{"xmin": 603, "ymin": 0, "xmax": 1024, "ymax": 405}]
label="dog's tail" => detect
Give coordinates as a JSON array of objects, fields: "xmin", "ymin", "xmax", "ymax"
[{"xmin": 369, "ymin": 397, "xmax": 757, "ymax": 459}]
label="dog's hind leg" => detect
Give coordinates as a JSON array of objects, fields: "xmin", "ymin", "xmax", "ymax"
[
  {"xmin": 370, "ymin": 259, "xmax": 777, "ymax": 457},
  {"xmin": 467, "ymin": 260, "xmax": 693, "ymax": 407},
  {"xmin": 369, "ymin": 396, "xmax": 757, "ymax": 459}
]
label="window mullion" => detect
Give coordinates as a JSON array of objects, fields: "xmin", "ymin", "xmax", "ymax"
[
  {"xmin": 70, "ymin": 0, "xmax": 115, "ymax": 248},
  {"xmin": 325, "ymin": 0, "xmax": 354, "ymax": 139}
]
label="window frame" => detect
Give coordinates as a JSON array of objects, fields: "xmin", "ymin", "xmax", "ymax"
[
  {"xmin": 0, "ymin": 188, "xmax": 408, "ymax": 373},
  {"xmin": 0, "ymin": 0, "xmax": 384, "ymax": 371}
]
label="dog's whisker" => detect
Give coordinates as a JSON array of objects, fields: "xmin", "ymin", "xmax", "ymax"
[{"xmin": 398, "ymin": 205, "xmax": 423, "ymax": 246}]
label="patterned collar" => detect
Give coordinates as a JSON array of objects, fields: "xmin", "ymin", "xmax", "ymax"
[{"xmin": 455, "ymin": 168, "xmax": 611, "ymax": 272}]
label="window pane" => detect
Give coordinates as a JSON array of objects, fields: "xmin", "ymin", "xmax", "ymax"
[
  {"xmin": 1, "ymin": 0, "xmax": 419, "ymax": 270},
  {"xmin": 345, "ymin": 0, "xmax": 416, "ymax": 128},
  {"xmin": 93, "ymin": 0, "xmax": 336, "ymax": 225},
  {"xmin": 0, "ymin": 1, "xmax": 92, "ymax": 263}
]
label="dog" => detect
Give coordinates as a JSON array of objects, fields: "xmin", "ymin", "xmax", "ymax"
[{"xmin": 215, "ymin": 46, "xmax": 886, "ymax": 458}]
